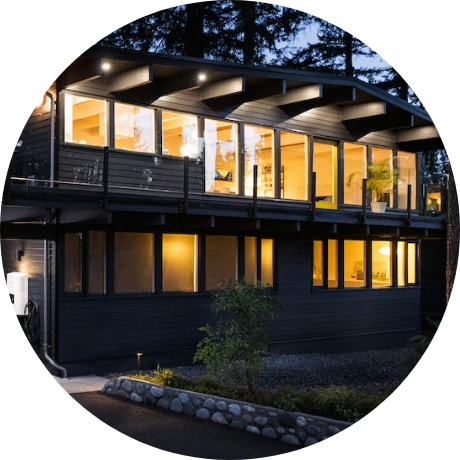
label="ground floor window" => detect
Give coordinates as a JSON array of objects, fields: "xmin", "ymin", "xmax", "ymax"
[
  {"xmin": 115, "ymin": 232, "xmax": 154, "ymax": 293},
  {"xmin": 205, "ymin": 235, "xmax": 238, "ymax": 290},
  {"xmin": 313, "ymin": 237, "xmax": 419, "ymax": 290},
  {"xmin": 63, "ymin": 231, "xmax": 275, "ymax": 296},
  {"xmin": 162, "ymin": 234, "xmax": 198, "ymax": 292},
  {"xmin": 64, "ymin": 232, "xmax": 82, "ymax": 293}
]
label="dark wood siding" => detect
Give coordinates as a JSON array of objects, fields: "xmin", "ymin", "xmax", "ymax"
[
  {"xmin": 1, "ymin": 239, "xmax": 56, "ymax": 355},
  {"xmin": 59, "ymin": 146, "xmax": 203, "ymax": 194},
  {"xmin": 56, "ymin": 232, "xmax": 421, "ymax": 373},
  {"xmin": 8, "ymin": 89, "xmax": 55, "ymax": 181}
]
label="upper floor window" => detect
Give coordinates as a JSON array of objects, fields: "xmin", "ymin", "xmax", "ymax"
[
  {"xmin": 114, "ymin": 103, "xmax": 155, "ymax": 153},
  {"xmin": 313, "ymin": 141, "xmax": 338, "ymax": 209},
  {"xmin": 397, "ymin": 151, "xmax": 417, "ymax": 209},
  {"xmin": 162, "ymin": 110, "xmax": 199, "ymax": 158},
  {"xmin": 344, "ymin": 142, "xmax": 367, "ymax": 206},
  {"xmin": 280, "ymin": 131, "xmax": 309, "ymax": 200},
  {"xmin": 371, "ymin": 147, "xmax": 394, "ymax": 207},
  {"xmin": 204, "ymin": 119, "xmax": 238, "ymax": 194},
  {"xmin": 244, "ymin": 125, "xmax": 274, "ymax": 197},
  {"xmin": 64, "ymin": 94, "xmax": 107, "ymax": 147}
]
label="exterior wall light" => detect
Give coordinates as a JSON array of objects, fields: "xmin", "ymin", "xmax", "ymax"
[
  {"xmin": 198, "ymin": 73, "xmax": 207, "ymax": 82},
  {"xmin": 102, "ymin": 62, "xmax": 111, "ymax": 71}
]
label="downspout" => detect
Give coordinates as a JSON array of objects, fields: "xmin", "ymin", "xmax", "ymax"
[
  {"xmin": 41, "ymin": 93, "xmax": 66, "ymax": 376},
  {"xmin": 43, "ymin": 239, "xmax": 67, "ymax": 378}
]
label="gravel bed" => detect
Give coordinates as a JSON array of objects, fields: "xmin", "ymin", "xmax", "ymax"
[{"xmin": 172, "ymin": 347, "xmax": 420, "ymax": 396}]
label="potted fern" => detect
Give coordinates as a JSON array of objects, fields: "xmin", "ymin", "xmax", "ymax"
[{"xmin": 366, "ymin": 161, "xmax": 399, "ymax": 213}]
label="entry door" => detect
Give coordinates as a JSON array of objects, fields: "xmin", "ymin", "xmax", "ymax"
[{"xmin": 313, "ymin": 141, "xmax": 338, "ymax": 209}]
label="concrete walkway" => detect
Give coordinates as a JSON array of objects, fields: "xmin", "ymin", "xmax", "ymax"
[{"xmin": 54, "ymin": 375, "xmax": 109, "ymax": 394}]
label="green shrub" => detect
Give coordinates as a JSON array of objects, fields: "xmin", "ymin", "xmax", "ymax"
[
  {"xmin": 194, "ymin": 280, "xmax": 281, "ymax": 394},
  {"xmin": 273, "ymin": 385, "xmax": 302, "ymax": 412}
]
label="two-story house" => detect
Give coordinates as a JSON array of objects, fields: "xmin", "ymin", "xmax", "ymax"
[{"xmin": 1, "ymin": 46, "xmax": 447, "ymax": 376}]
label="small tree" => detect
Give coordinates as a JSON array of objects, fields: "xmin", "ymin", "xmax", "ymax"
[{"xmin": 194, "ymin": 280, "xmax": 281, "ymax": 395}]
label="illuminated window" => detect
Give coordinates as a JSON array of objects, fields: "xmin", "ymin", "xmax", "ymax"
[
  {"xmin": 372, "ymin": 241, "xmax": 392, "ymax": 287},
  {"xmin": 313, "ymin": 141, "xmax": 338, "ymax": 209},
  {"xmin": 344, "ymin": 143, "xmax": 367, "ymax": 205},
  {"xmin": 244, "ymin": 237, "xmax": 274, "ymax": 286},
  {"xmin": 244, "ymin": 125, "xmax": 274, "ymax": 197},
  {"xmin": 397, "ymin": 151, "xmax": 417, "ymax": 209},
  {"xmin": 344, "ymin": 240, "xmax": 365, "ymax": 288},
  {"xmin": 328, "ymin": 239, "xmax": 338, "ymax": 288},
  {"xmin": 398, "ymin": 241, "xmax": 418, "ymax": 285},
  {"xmin": 280, "ymin": 131, "xmax": 308, "ymax": 200},
  {"xmin": 162, "ymin": 234, "xmax": 198, "ymax": 292},
  {"xmin": 114, "ymin": 232, "xmax": 154, "ymax": 293},
  {"xmin": 370, "ymin": 147, "xmax": 394, "ymax": 207},
  {"xmin": 64, "ymin": 94, "xmax": 107, "ymax": 147},
  {"xmin": 261, "ymin": 238, "xmax": 274, "ymax": 287},
  {"xmin": 162, "ymin": 111, "xmax": 199, "ymax": 158},
  {"xmin": 114, "ymin": 103, "xmax": 155, "ymax": 153},
  {"xmin": 204, "ymin": 119, "xmax": 238, "ymax": 194},
  {"xmin": 64, "ymin": 232, "xmax": 82, "ymax": 293},
  {"xmin": 88, "ymin": 231, "xmax": 106, "ymax": 295},
  {"xmin": 312, "ymin": 240, "xmax": 323, "ymax": 287},
  {"xmin": 206, "ymin": 236, "xmax": 238, "ymax": 290}
]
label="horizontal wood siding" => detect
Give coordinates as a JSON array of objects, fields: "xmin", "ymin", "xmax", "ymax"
[
  {"xmin": 57, "ymin": 295, "xmax": 213, "ymax": 362},
  {"xmin": 9, "ymin": 106, "xmax": 52, "ymax": 180},
  {"xmin": 59, "ymin": 146, "xmax": 203, "ymax": 193},
  {"xmin": 1, "ymin": 239, "xmax": 56, "ymax": 354},
  {"xmin": 272, "ymin": 234, "xmax": 420, "ymax": 352},
  {"xmin": 421, "ymin": 239, "xmax": 446, "ymax": 316},
  {"xmin": 56, "ymin": 233, "xmax": 421, "ymax": 367}
]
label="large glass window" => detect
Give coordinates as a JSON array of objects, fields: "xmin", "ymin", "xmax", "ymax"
[
  {"xmin": 64, "ymin": 232, "xmax": 82, "ymax": 293},
  {"xmin": 372, "ymin": 241, "xmax": 392, "ymax": 287},
  {"xmin": 114, "ymin": 232, "xmax": 154, "ymax": 293},
  {"xmin": 313, "ymin": 141, "xmax": 338, "ymax": 209},
  {"xmin": 205, "ymin": 236, "xmax": 238, "ymax": 290},
  {"xmin": 244, "ymin": 125, "xmax": 274, "ymax": 197},
  {"xmin": 344, "ymin": 143, "xmax": 367, "ymax": 205},
  {"xmin": 344, "ymin": 240, "xmax": 366, "ymax": 288},
  {"xmin": 88, "ymin": 231, "xmax": 106, "ymax": 295},
  {"xmin": 397, "ymin": 151, "xmax": 417, "ymax": 209},
  {"xmin": 162, "ymin": 234, "xmax": 198, "ymax": 292},
  {"xmin": 280, "ymin": 131, "xmax": 308, "ymax": 200},
  {"xmin": 370, "ymin": 147, "xmax": 394, "ymax": 206},
  {"xmin": 407, "ymin": 243, "xmax": 417, "ymax": 284},
  {"xmin": 397, "ymin": 241, "xmax": 405, "ymax": 287},
  {"xmin": 162, "ymin": 111, "xmax": 199, "ymax": 158},
  {"xmin": 114, "ymin": 103, "xmax": 155, "ymax": 153},
  {"xmin": 204, "ymin": 119, "xmax": 238, "ymax": 194},
  {"xmin": 64, "ymin": 94, "xmax": 107, "ymax": 147}
]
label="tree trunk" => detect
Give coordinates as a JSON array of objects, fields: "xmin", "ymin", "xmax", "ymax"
[
  {"xmin": 344, "ymin": 31, "xmax": 354, "ymax": 77},
  {"xmin": 241, "ymin": 1, "xmax": 256, "ymax": 65},
  {"xmin": 446, "ymin": 167, "xmax": 459, "ymax": 305},
  {"xmin": 184, "ymin": 4, "xmax": 205, "ymax": 58}
]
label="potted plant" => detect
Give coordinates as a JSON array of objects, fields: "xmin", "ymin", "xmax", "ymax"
[{"xmin": 366, "ymin": 161, "xmax": 399, "ymax": 213}]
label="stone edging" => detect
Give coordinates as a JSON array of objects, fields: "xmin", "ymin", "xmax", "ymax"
[{"xmin": 101, "ymin": 377, "xmax": 352, "ymax": 447}]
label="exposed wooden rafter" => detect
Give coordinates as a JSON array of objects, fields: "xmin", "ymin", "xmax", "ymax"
[
  {"xmin": 279, "ymin": 86, "xmax": 356, "ymax": 117},
  {"xmin": 110, "ymin": 65, "xmax": 153, "ymax": 93},
  {"xmin": 59, "ymin": 58, "xmax": 102, "ymax": 89},
  {"xmin": 202, "ymin": 78, "xmax": 286, "ymax": 111},
  {"xmin": 199, "ymin": 76, "xmax": 246, "ymax": 101}
]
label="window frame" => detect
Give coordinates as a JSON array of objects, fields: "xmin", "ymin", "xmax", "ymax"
[
  {"xmin": 312, "ymin": 237, "xmax": 419, "ymax": 291},
  {"xmin": 63, "ymin": 92, "xmax": 109, "ymax": 148}
]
